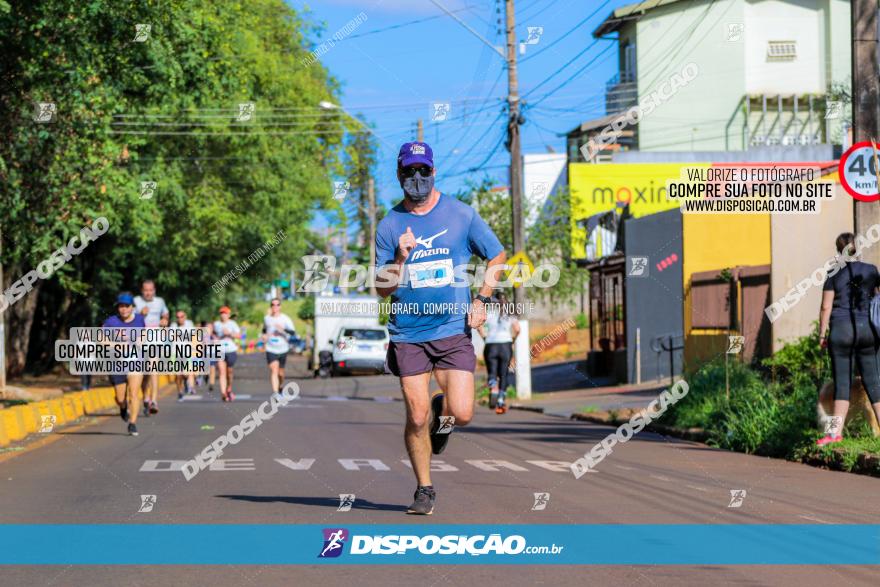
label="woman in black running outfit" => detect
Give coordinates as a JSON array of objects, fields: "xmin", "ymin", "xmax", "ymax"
[{"xmin": 818, "ymin": 232, "xmax": 880, "ymax": 445}]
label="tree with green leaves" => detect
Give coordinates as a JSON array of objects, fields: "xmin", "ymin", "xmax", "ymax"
[
  {"xmin": 454, "ymin": 177, "xmax": 587, "ymax": 309},
  {"xmin": 0, "ymin": 0, "xmax": 351, "ymax": 374}
]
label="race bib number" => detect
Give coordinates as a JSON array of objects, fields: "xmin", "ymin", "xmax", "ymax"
[{"xmin": 408, "ymin": 259, "xmax": 454, "ymax": 289}]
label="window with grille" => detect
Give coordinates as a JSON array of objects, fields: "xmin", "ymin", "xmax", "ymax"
[{"xmin": 767, "ymin": 41, "xmax": 796, "ymax": 61}]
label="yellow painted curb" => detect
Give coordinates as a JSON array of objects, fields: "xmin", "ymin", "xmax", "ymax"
[
  {"xmin": 47, "ymin": 399, "xmax": 67, "ymax": 426},
  {"xmin": 20, "ymin": 404, "xmax": 40, "ymax": 435},
  {"xmin": 0, "ymin": 409, "xmax": 26, "ymax": 442},
  {"xmin": 1, "ymin": 374, "xmax": 175, "ymax": 449}
]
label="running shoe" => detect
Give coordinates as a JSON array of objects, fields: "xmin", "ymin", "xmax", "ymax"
[
  {"xmin": 429, "ymin": 393, "xmax": 451, "ymax": 455},
  {"xmin": 143, "ymin": 401, "xmax": 150, "ymax": 417},
  {"xmin": 816, "ymin": 434, "xmax": 843, "ymax": 446},
  {"xmin": 119, "ymin": 405, "xmax": 129, "ymax": 422},
  {"xmin": 406, "ymin": 486, "xmax": 435, "ymax": 515},
  {"xmin": 495, "ymin": 391, "xmax": 507, "ymax": 414},
  {"xmin": 128, "ymin": 423, "xmax": 138, "ymax": 436},
  {"xmin": 228, "ymin": 391, "xmax": 235, "ymax": 402},
  {"xmin": 178, "ymin": 390, "xmax": 184, "ymax": 401},
  {"xmin": 149, "ymin": 402, "xmax": 158, "ymax": 414}
]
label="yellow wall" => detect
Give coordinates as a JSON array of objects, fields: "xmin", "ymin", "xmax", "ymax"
[
  {"xmin": 569, "ymin": 163, "xmax": 701, "ymax": 258},
  {"xmin": 682, "ymin": 213, "xmax": 771, "ymax": 367}
]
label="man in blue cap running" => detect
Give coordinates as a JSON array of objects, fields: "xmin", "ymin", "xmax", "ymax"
[{"xmin": 376, "ymin": 141, "xmax": 507, "ymax": 515}]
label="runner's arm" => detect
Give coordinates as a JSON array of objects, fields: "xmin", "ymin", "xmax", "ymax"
[
  {"xmin": 469, "ymin": 251, "xmax": 506, "ymax": 328},
  {"xmin": 375, "ymin": 226, "xmax": 402, "ymax": 298}
]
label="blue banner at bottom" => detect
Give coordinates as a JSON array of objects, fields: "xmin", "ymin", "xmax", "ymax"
[{"xmin": 0, "ymin": 524, "xmax": 878, "ymax": 565}]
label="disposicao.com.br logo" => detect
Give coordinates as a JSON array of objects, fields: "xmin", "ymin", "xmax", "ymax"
[{"xmin": 318, "ymin": 528, "xmax": 564, "ymax": 558}]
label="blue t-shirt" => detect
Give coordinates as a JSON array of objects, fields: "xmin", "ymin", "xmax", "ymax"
[
  {"xmin": 102, "ymin": 314, "xmax": 146, "ymax": 329},
  {"xmin": 375, "ymin": 194, "xmax": 504, "ymax": 343}
]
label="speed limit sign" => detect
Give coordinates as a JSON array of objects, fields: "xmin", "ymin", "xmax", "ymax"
[{"xmin": 839, "ymin": 141, "xmax": 880, "ymax": 201}]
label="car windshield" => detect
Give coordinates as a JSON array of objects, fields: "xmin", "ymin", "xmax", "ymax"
[{"xmin": 342, "ymin": 329, "xmax": 386, "ymax": 340}]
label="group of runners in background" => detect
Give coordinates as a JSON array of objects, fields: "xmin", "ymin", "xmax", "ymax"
[{"xmin": 99, "ymin": 279, "xmax": 296, "ymax": 436}]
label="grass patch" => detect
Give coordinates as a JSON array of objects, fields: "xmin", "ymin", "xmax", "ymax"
[{"xmin": 658, "ymin": 325, "xmax": 878, "ymax": 464}]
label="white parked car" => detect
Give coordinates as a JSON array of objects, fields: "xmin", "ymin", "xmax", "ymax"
[{"xmin": 331, "ymin": 326, "xmax": 389, "ymax": 375}]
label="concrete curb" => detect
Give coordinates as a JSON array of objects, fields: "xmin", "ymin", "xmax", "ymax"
[{"xmin": 0, "ymin": 375, "xmax": 172, "ymax": 447}]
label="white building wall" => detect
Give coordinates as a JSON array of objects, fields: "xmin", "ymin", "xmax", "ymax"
[
  {"xmin": 523, "ymin": 153, "xmax": 567, "ymax": 227},
  {"xmin": 743, "ymin": 0, "xmax": 825, "ymax": 95}
]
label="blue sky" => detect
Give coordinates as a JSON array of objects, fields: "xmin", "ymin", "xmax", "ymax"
[{"xmin": 293, "ymin": 0, "xmax": 632, "ymax": 219}]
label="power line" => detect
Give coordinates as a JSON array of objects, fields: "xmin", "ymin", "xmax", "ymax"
[
  {"xmin": 342, "ymin": 5, "xmax": 479, "ymax": 40},
  {"xmin": 520, "ymin": 0, "xmax": 612, "ymax": 64},
  {"xmin": 521, "ymin": 35, "xmax": 606, "ymax": 99},
  {"xmin": 527, "ymin": 43, "xmax": 615, "ymax": 107}
]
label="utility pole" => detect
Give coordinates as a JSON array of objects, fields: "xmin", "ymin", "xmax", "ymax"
[
  {"xmin": 505, "ymin": 0, "xmax": 530, "ymax": 400},
  {"xmin": 429, "ymin": 0, "xmax": 530, "ymax": 397},
  {"xmin": 368, "ymin": 177, "xmax": 377, "ymax": 296},
  {"xmin": 417, "ymin": 119, "xmax": 424, "ymax": 142},
  {"xmin": 852, "ymin": 0, "xmax": 880, "ymax": 263},
  {"xmin": 506, "ymin": 0, "xmax": 525, "ymax": 307}
]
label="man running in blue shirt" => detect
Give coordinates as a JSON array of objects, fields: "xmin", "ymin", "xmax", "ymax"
[{"xmin": 376, "ymin": 141, "xmax": 506, "ymax": 515}]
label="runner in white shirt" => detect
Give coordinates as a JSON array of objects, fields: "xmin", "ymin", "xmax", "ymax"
[
  {"xmin": 262, "ymin": 298, "xmax": 296, "ymax": 399},
  {"xmin": 171, "ymin": 310, "xmax": 196, "ymax": 400},
  {"xmin": 477, "ymin": 293, "xmax": 519, "ymax": 414},
  {"xmin": 213, "ymin": 306, "xmax": 241, "ymax": 402},
  {"xmin": 134, "ymin": 279, "xmax": 169, "ymax": 416}
]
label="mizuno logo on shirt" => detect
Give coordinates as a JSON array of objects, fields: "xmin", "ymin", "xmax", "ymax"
[
  {"xmin": 411, "ymin": 247, "xmax": 450, "ymax": 261},
  {"xmin": 415, "ymin": 229, "xmax": 447, "ymax": 249}
]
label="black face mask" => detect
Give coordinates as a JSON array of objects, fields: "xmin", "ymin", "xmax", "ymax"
[{"xmin": 401, "ymin": 173, "xmax": 434, "ymax": 203}]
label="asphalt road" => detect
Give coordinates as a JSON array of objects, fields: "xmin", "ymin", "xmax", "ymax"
[{"xmin": 1, "ymin": 354, "xmax": 879, "ymax": 586}]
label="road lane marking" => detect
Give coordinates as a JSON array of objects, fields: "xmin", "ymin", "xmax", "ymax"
[
  {"xmin": 686, "ymin": 485, "xmax": 708, "ymax": 492},
  {"xmin": 141, "ymin": 460, "xmax": 185, "ymax": 471},
  {"xmin": 465, "ymin": 460, "xmax": 529, "ymax": 472},
  {"xmin": 209, "ymin": 458, "xmax": 254, "ymax": 471},
  {"xmin": 401, "ymin": 459, "xmax": 459, "ymax": 472},
  {"xmin": 799, "ymin": 514, "xmax": 833, "ymax": 524},
  {"xmin": 526, "ymin": 460, "xmax": 590, "ymax": 473},
  {"xmin": 338, "ymin": 458, "xmax": 390, "ymax": 471},
  {"xmin": 649, "ymin": 474, "xmax": 671, "ymax": 482},
  {"xmin": 275, "ymin": 458, "xmax": 316, "ymax": 470},
  {"xmin": 139, "ymin": 457, "xmax": 588, "ymax": 473}
]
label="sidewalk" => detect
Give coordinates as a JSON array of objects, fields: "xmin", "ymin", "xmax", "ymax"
[{"xmin": 510, "ymin": 360, "xmax": 670, "ymax": 418}]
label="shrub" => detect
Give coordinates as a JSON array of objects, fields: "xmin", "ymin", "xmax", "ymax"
[
  {"xmin": 297, "ymin": 295, "xmax": 315, "ymax": 321},
  {"xmin": 660, "ymin": 357, "xmax": 818, "ymax": 458},
  {"xmin": 762, "ymin": 322, "xmax": 829, "ymax": 394},
  {"xmin": 574, "ymin": 312, "xmax": 588, "ymax": 330}
]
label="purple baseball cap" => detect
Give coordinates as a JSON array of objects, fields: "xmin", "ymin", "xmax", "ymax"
[{"xmin": 397, "ymin": 141, "xmax": 433, "ymax": 168}]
